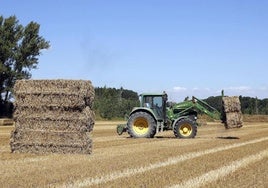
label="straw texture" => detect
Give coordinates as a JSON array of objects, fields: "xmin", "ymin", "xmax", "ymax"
[
  {"xmin": 10, "ymin": 79, "xmax": 95, "ymax": 154},
  {"xmin": 222, "ymin": 96, "xmax": 243, "ymax": 129}
]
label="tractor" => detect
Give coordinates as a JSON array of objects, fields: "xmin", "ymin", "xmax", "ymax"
[{"xmin": 117, "ymin": 91, "xmax": 227, "ymax": 138}]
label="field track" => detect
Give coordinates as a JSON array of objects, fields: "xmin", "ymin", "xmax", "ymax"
[{"xmin": 0, "ymin": 121, "xmax": 267, "ymax": 187}]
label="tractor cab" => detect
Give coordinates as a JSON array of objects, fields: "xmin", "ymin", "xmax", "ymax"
[{"xmin": 140, "ymin": 92, "xmax": 168, "ymax": 120}]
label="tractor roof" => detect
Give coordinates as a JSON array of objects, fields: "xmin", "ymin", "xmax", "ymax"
[{"xmin": 140, "ymin": 93, "xmax": 165, "ymax": 97}]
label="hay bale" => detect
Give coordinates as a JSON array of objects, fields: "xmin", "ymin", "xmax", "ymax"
[
  {"xmin": 10, "ymin": 79, "xmax": 95, "ymax": 154},
  {"xmin": 222, "ymin": 96, "xmax": 241, "ymax": 113},
  {"xmin": 224, "ymin": 112, "xmax": 243, "ymax": 129},
  {"xmin": 222, "ymin": 96, "xmax": 243, "ymax": 129},
  {"xmin": 14, "ymin": 106, "xmax": 95, "ymax": 132},
  {"xmin": 14, "ymin": 79, "xmax": 95, "ymax": 108},
  {"xmin": 15, "ymin": 118, "xmax": 94, "ymax": 132},
  {"xmin": 14, "ymin": 106, "xmax": 95, "ymax": 123},
  {"xmin": 14, "ymin": 79, "xmax": 94, "ymax": 95},
  {"xmin": 14, "ymin": 93, "xmax": 93, "ymax": 109},
  {"xmin": 10, "ymin": 129, "xmax": 91, "ymax": 145}
]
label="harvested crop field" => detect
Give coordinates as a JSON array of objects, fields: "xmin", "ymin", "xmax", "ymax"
[{"xmin": 1, "ymin": 121, "xmax": 268, "ymax": 187}]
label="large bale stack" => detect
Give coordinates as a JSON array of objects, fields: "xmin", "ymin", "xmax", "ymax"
[
  {"xmin": 10, "ymin": 79, "xmax": 95, "ymax": 154},
  {"xmin": 222, "ymin": 96, "xmax": 243, "ymax": 129}
]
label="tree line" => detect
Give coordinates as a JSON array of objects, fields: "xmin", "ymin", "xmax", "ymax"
[
  {"xmin": 93, "ymin": 89, "xmax": 268, "ymax": 120},
  {"xmin": 93, "ymin": 87, "xmax": 139, "ymax": 120}
]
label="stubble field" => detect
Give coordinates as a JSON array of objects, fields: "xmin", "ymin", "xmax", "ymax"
[{"xmin": 0, "ymin": 121, "xmax": 268, "ymax": 188}]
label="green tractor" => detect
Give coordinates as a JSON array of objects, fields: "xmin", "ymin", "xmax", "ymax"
[{"xmin": 117, "ymin": 91, "xmax": 225, "ymax": 138}]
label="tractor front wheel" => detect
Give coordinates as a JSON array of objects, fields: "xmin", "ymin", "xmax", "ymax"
[
  {"xmin": 174, "ymin": 118, "xmax": 197, "ymax": 138},
  {"xmin": 127, "ymin": 111, "xmax": 156, "ymax": 138}
]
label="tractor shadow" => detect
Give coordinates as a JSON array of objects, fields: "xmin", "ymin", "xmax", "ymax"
[
  {"xmin": 155, "ymin": 136, "xmax": 241, "ymax": 139},
  {"xmin": 155, "ymin": 136, "xmax": 177, "ymax": 139},
  {"xmin": 125, "ymin": 136, "xmax": 177, "ymax": 139},
  {"xmin": 124, "ymin": 135, "xmax": 240, "ymax": 139}
]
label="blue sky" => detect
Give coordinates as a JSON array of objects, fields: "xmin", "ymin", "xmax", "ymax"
[{"xmin": 1, "ymin": 0, "xmax": 268, "ymax": 101}]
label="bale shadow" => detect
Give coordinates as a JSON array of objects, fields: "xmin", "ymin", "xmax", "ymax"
[{"xmin": 217, "ymin": 136, "xmax": 240, "ymax": 139}]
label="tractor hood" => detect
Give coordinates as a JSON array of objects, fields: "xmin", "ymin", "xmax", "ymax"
[{"xmin": 173, "ymin": 100, "xmax": 195, "ymax": 112}]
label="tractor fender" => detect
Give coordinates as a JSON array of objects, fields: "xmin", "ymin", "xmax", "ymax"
[{"xmin": 129, "ymin": 107, "xmax": 157, "ymax": 122}]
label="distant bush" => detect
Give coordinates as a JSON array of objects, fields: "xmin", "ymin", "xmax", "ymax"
[{"xmin": 93, "ymin": 87, "xmax": 139, "ymax": 120}]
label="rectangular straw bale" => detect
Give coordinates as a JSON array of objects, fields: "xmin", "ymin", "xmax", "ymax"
[
  {"xmin": 222, "ymin": 96, "xmax": 241, "ymax": 113},
  {"xmin": 14, "ymin": 93, "xmax": 92, "ymax": 108},
  {"xmin": 10, "ymin": 129, "xmax": 92, "ymax": 145},
  {"xmin": 14, "ymin": 79, "xmax": 95, "ymax": 107},
  {"xmin": 14, "ymin": 106, "xmax": 95, "ymax": 122},
  {"xmin": 14, "ymin": 79, "xmax": 94, "ymax": 95},
  {"xmin": 11, "ymin": 79, "xmax": 95, "ymax": 154},
  {"xmin": 224, "ymin": 112, "xmax": 243, "ymax": 129},
  {"xmin": 222, "ymin": 96, "xmax": 243, "ymax": 129},
  {"xmin": 10, "ymin": 139, "xmax": 92, "ymax": 154},
  {"xmin": 15, "ymin": 118, "xmax": 94, "ymax": 132}
]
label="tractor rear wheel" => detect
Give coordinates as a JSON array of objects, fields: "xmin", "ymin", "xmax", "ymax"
[
  {"xmin": 174, "ymin": 118, "xmax": 197, "ymax": 138},
  {"xmin": 127, "ymin": 111, "xmax": 156, "ymax": 138}
]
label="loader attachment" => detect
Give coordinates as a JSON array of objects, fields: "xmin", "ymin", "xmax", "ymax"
[{"xmin": 191, "ymin": 90, "xmax": 243, "ymax": 129}]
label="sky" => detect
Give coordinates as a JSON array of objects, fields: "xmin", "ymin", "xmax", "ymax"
[{"xmin": 1, "ymin": 0, "xmax": 268, "ymax": 101}]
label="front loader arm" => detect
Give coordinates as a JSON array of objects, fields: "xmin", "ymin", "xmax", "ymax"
[{"xmin": 192, "ymin": 97, "xmax": 222, "ymax": 120}]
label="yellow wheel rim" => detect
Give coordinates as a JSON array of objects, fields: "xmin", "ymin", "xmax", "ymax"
[
  {"xmin": 133, "ymin": 117, "xmax": 149, "ymax": 135},
  {"xmin": 179, "ymin": 123, "xmax": 192, "ymax": 137}
]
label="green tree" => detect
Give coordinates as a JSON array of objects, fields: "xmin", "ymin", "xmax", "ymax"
[
  {"xmin": 0, "ymin": 15, "xmax": 50, "ymax": 103},
  {"xmin": 93, "ymin": 87, "xmax": 139, "ymax": 120},
  {"xmin": 204, "ymin": 96, "xmax": 222, "ymax": 112}
]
